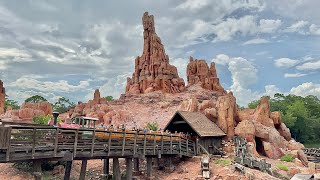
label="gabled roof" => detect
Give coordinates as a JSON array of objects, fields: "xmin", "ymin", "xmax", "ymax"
[{"xmin": 164, "ymin": 111, "xmax": 226, "ymax": 137}]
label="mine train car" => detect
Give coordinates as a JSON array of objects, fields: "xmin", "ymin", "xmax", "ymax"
[{"xmin": 62, "ymin": 116, "xmax": 189, "ymax": 142}]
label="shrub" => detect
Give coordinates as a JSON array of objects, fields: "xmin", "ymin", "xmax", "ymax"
[
  {"xmin": 280, "ymin": 154, "xmax": 294, "ymax": 162},
  {"xmin": 145, "ymin": 122, "xmax": 158, "ymax": 131},
  {"xmin": 215, "ymin": 159, "xmax": 231, "ymax": 166},
  {"xmin": 33, "ymin": 114, "xmax": 62, "ymax": 125},
  {"xmin": 276, "ymin": 164, "xmax": 288, "ymax": 171}
]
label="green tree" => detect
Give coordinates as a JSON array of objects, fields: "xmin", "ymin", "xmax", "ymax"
[
  {"xmin": 4, "ymin": 95, "xmax": 20, "ymax": 111},
  {"xmin": 105, "ymin": 96, "xmax": 114, "ymax": 101},
  {"xmin": 25, "ymin": 95, "xmax": 47, "ymax": 103},
  {"xmin": 53, "ymin": 97, "xmax": 75, "ymax": 113}
]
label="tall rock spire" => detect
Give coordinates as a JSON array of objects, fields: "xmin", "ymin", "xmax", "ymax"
[
  {"xmin": 0, "ymin": 80, "xmax": 5, "ymax": 114},
  {"xmin": 125, "ymin": 12, "xmax": 185, "ymax": 94}
]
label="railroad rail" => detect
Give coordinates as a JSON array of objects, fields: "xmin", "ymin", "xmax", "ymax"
[
  {"xmin": 0, "ymin": 124, "xmax": 197, "ymax": 179},
  {"xmin": 303, "ymin": 148, "xmax": 320, "ymax": 163}
]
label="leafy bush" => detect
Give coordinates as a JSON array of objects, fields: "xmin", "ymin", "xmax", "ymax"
[
  {"xmin": 145, "ymin": 122, "xmax": 159, "ymax": 131},
  {"xmin": 215, "ymin": 159, "xmax": 231, "ymax": 166},
  {"xmin": 276, "ymin": 164, "xmax": 288, "ymax": 171},
  {"xmin": 33, "ymin": 114, "xmax": 62, "ymax": 125},
  {"xmin": 280, "ymin": 154, "xmax": 294, "ymax": 162}
]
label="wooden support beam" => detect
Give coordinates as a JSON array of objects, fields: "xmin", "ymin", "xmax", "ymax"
[
  {"xmin": 64, "ymin": 161, "xmax": 73, "ymax": 180},
  {"xmin": 143, "ymin": 133, "xmax": 147, "ymax": 156},
  {"xmin": 107, "ymin": 131, "xmax": 112, "ymax": 156},
  {"xmin": 122, "ymin": 130, "xmax": 126, "ymax": 156},
  {"xmin": 5, "ymin": 127, "xmax": 12, "ymax": 162},
  {"xmin": 53, "ymin": 127, "xmax": 59, "ymax": 157},
  {"xmin": 125, "ymin": 158, "xmax": 133, "ymax": 180},
  {"xmin": 133, "ymin": 158, "xmax": 139, "ymax": 173},
  {"xmin": 73, "ymin": 129, "xmax": 79, "ymax": 157},
  {"xmin": 113, "ymin": 158, "xmax": 121, "ymax": 180},
  {"xmin": 90, "ymin": 130, "xmax": 96, "ymax": 157},
  {"xmin": 146, "ymin": 157, "xmax": 152, "ymax": 178},
  {"xmin": 103, "ymin": 158, "xmax": 109, "ymax": 175},
  {"xmin": 79, "ymin": 159, "xmax": 87, "ymax": 180},
  {"xmin": 31, "ymin": 127, "xmax": 36, "ymax": 159},
  {"xmin": 33, "ymin": 160, "xmax": 42, "ymax": 180},
  {"xmin": 133, "ymin": 132, "xmax": 137, "ymax": 156}
]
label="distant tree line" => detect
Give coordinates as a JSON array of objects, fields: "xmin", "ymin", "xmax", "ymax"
[{"xmin": 248, "ymin": 93, "xmax": 320, "ymax": 144}]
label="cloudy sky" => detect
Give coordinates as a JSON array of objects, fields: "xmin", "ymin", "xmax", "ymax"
[{"xmin": 0, "ymin": 0, "xmax": 319, "ymax": 106}]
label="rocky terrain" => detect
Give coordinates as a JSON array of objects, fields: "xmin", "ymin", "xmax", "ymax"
[{"xmin": 0, "ymin": 12, "xmax": 317, "ymax": 179}]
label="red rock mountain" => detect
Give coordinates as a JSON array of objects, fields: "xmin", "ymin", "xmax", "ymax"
[
  {"xmin": 187, "ymin": 56, "xmax": 226, "ymax": 95},
  {"xmin": 125, "ymin": 12, "xmax": 185, "ymax": 94}
]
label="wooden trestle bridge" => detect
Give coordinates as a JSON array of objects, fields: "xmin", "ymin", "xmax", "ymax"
[
  {"xmin": 303, "ymin": 148, "xmax": 320, "ymax": 163},
  {"xmin": 0, "ymin": 124, "xmax": 197, "ymax": 180}
]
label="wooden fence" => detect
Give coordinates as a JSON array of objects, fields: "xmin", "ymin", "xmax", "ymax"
[{"xmin": 0, "ymin": 125, "xmax": 196, "ymax": 163}]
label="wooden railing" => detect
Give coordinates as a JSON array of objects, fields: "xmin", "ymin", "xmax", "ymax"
[{"xmin": 0, "ymin": 125, "xmax": 196, "ymax": 162}]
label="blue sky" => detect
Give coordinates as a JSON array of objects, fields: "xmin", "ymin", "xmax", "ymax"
[{"xmin": 0, "ymin": 0, "xmax": 319, "ymax": 106}]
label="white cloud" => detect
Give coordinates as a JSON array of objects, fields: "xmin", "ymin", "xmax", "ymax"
[
  {"xmin": 264, "ymin": 85, "xmax": 281, "ymax": 97},
  {"xmin": 284, "ymin": 20, "xmax": 309, "ymax": 33},
  {"xmin": 296, "ymin": 60, "xmax": 320, "ymax": 71},
  {"xmin": 7, "ymin": 76, "xmax": 90, "ymax": 93},
  {"xmin": 0, "ymin": 48, "xmax": 31, "ymax": 59},
  {"xmin": 274, "ymin": 58, "xmax": 299, "ymax": 68},
  {"xmin": 284, "ymin": 73, "xmax": 307, "ymax": 78},
  {"xmin": 243, "ymin": 38, "xmax": 269, "ymax": 45},
  {"xmin": 212, "ymin": 54, "xmax": 258, "ymax": 105},
  {"xmin": 212, "ymin": 16, "xmax": 282, "ymax": 42},
  {"xmin": 290, "ymin": 82, "xmax": 320, "ymax": 99},
  {"xmin": 309, "ymin": 24, "xmax": 320, "ymax": 35},
  {"xmin": 259, "ymin": 19, "xmax": 282, "ymax": 33}
]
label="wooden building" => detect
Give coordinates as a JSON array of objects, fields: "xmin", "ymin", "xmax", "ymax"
[{"xmin": 164, "ymin": 111, "xmax": 226, "ymax": 155}]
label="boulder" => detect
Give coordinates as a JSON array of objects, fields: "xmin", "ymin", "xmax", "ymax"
[
  {"xmin": 235, "ymin": 120, "xmax": 255, "ymax": 142},
  {"xmin": 277, "ymin": 123, "xmax": 291, "ymax": 141},
  {"xmin": 288, "ymin": 167, "xmax": 301, "ymax": 177},
  {"xmin": 270, "ymin": 111, "xmax": 282, "ymax": 126},
  {"xmin": 252, "ymin": 97, "xmax": 274, "ymax": 127},
  {"xmin": 308, "ymin": 162, "xmax": 316, "ymax": 174},
  {"xmin": 204, "ymin": 108, "xmax": 217, "ymax": 122},
  {"xmin": 288, "ymin": 139, "xmax": 304, "ymax": 150},
  {"xmin": 297, "ymin": 150, "xmax": 308, "ymax": 167},
  {"xmin": 262, "ymin": 141, "xmax": 284, "ymax": 159},
  {"xmin": 236, "ymin": 108, "xmax": 254, "ymax": 122},
  {"xmin": 216, "ymin": 92, "xmax": 237, "ymax": 139}
]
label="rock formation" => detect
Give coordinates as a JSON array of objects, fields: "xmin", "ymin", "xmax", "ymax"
[
  {"xmin": 125, "ymin": 12, "xmax": 185, "ymax": 94},
  {"xmin": 187, "ymin": 57, "xmax": 226, "ymax": 95},
  {"xmin": 235, "ymin": 96, "xmax": 304, "ymax": 160},
  {"xmin": 0, "ymin": 102, "xmax": 53, "ymax": 122},
  {"xmin": 0, "ymin": 80, "xmax": 5, "ymax": 114},
  {"xmin": 216, "ymin": 92, "xmax": 237, "ymax": 139}
]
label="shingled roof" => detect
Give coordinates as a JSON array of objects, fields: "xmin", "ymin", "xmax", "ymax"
[{"xmin": 164, "ymin": 111, "xmax": 226, "ymax": 137}]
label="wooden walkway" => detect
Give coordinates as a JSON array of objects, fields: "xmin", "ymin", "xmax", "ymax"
[{"xmin": 0, "ymin": 125, "xmax": 196, "ymax": 162}]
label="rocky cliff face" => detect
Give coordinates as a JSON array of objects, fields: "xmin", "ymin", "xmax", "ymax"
[
  {"xmin": 125, "ymin": 12, "xmax": 185, "ymax": 94},
  {"xmin": 187, "ymin": 57, "xmax": 226, "ymax": 95},
  {"xmin": 0, "ymin": 80, "xmax": 5, "ymax": 115},
  {"xmin": 0, "ymin": 102, "xmax": 53, "ymax": 122},
  {"xmin": 236, "ymin": 96, "xmax": 303, "ymax": 160}
]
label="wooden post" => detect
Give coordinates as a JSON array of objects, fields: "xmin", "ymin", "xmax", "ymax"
[
  {"xmin": 32, "ymin": 127, "xmax": 36, "ymax": 159},
  {"xmin": 186, "ymin": 138, "xmax": 189, "ymax": 156},
  {"xmin": 161, "ymin": 135, "xmax": 164, "ymax": 154},
  {"xmin": 113, "ymin": 158, "xmax": 121, "ymax": 180},
  {"xmin": 73, "ymin": 129, "xmax": 79, "ymax": 157},
  {"xmin": 122, "ymin": 130, "xmax": 126, "ymax": 156},
  {"xmin": 196, "ymin": 138, "xmax": 199, "ymax": 155},
  {"xmin": 143, "ymin": 133, "xmax": 147, "ymax": 155},
  {"xmin": 133, "ymin": 132, "xmax": 137, "ymax": 156},
  {"xmin": 146, "ymin": 157, "xmax": 152, "ymax": 178},
  {"xmin": 5, "ymin": 127, "xmax": 12, "ymax": 161},
  {"xmin": 153, "ymin": 158, "xmax": 159, "ymax": 168},
  {"xmin": 126, "ymin": 158, "xmax": 133, "ymax": 180},
  {"xmin": 33, "ymin": 160, "xmax": 42, "ymax": 180},
  {"xmin": 103, "ymin": 158, "xmax": 109, "ymax": 175},
  {"xmin": 170, "ymin": 134, "xmax": 173, "ymax": 154},
  {"xmin": 107, "ymin": 131, "xmax": 112, "ymax": 156},
  {"xmin": 64, "ymin": 161, "xmax": 73, "ymax": 180},
  {"xmin": 79, "ymin": 159, "xmax": 87, "ymax": 180},
  {"xmin": 133, "ymin": 158, "xmax": 139, "ymax": 173},
  {"xmin": 54, "ymin": 127, "xmax": 59, "ymax": 157},
  {"xmin": 90, "ymin": 130, "xmax": 96, "ymax": 157}
]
